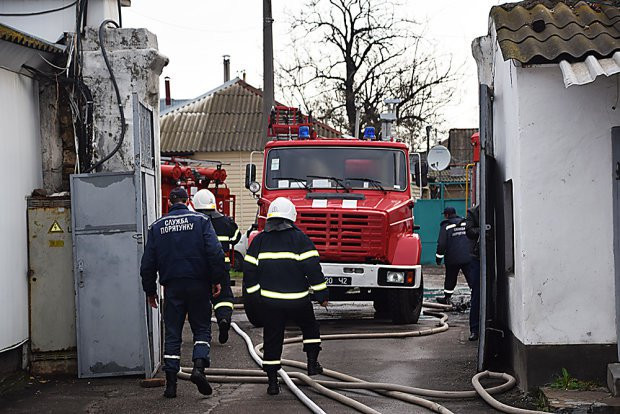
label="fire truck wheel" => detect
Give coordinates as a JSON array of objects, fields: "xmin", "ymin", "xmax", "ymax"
[
  {"xmin": 388, "ymin": 278, "xmax": 423, "ymax": 325},
  {"xmin": 373, "ymin": 291, "xmax": 390, "ymax": 316},
  {"xmin": 242, "ymin": 285, "xmax": 264, "ymax": 328}
]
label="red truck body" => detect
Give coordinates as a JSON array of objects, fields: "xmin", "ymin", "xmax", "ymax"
[
  {"xmin": 244, "ymin": 125, "xmax": 424, "ymax": 324},
  {"xmin": 256, "ymin": 139, "xmax": 421, "ymax": 266}
]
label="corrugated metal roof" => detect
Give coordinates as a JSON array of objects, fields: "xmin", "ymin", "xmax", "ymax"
[
  {"xmin": 0, "ymin": 23, "xmax": 65, "ymax": 75},
  {"xmin": 160, "ymin": 78, "xmax": 342, "ymax": 153},
  {"xmin": 560, "ymin": 51, "xmax": 620, "ymax": 86},
  {"xmin": 490, "ymin": 1, "xmax": 620, "ymax": 64},
  {"xmin": 159, "ymin": 98, "xmax": 193, "ymax": 113},
  {"xmin": 0, "ymin": 23, "xmax": 64, "ymax": 54}
]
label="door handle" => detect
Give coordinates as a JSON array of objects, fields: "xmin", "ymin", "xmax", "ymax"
[
  {"xmin": 616, "ymin": 162, "xmax": 620, "ymax": 181},
  {"xmin": 78, "ymin": 260, "xmax": 85, "ymax": 288}
]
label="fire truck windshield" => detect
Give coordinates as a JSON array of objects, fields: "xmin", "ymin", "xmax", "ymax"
[{"xmin": 265, "ymin": 147, "xmax": 408, "ymax": 191}]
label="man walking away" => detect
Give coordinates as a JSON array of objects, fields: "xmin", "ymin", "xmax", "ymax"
[
  {"xmin": 243, "ymin": 197, "xmax": 329, "ymax": 396},
  {"xmin": 193, "ymin": 189, "xmax": 241, "ymax": 344},
  {"xmin": 435, "ymin": 207, "xmax": 472, "ymax": 304},
  {"xmin": 140, "ymin": 187, "xmax": 227, "ymax": 398},
  {"xmin": 465, "ymin": 204, "xmax": 481, "ymax": 341}
]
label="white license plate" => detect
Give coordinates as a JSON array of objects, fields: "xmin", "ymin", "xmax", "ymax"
[{"xmin": 325, "ymin": 276, "xmax": 352, "ymax": 286}]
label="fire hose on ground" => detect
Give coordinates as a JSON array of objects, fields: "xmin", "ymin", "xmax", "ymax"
[{"xmin": 177, "ymin": 303, "xmax": 545, "ymax": 414}]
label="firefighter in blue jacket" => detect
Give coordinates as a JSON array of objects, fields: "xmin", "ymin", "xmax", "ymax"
[
  {"xmin": 243, "ymin": 197, "xmax": 329, "ymax": 395},
  {"xmin": 140, "ymin": 187, "xmax": 227, "ymax": 399},
  {"xmin": 193, "ymin": 189, "xmax": 241, "ymax": 344},
  {"xmin": 435, "ymin": 206, "xmax": 474, "ymax": 306}
]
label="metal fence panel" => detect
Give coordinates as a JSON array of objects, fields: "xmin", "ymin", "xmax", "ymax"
[{"xmin": 414, "ymin": 196, "xmax": 467, "ymax": 265}]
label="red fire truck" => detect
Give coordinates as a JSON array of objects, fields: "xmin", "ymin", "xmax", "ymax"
[{"xmin": 243, "ymin": 106, "xmax": 423, "ymax": 325}]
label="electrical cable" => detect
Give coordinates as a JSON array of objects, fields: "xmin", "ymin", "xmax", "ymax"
[
  {"xmin": 174, "ymin": 305, "xmax": 546, "ymax": 414},
  {"xmin": 85, "ymin": 19, "xmax": 125, "ymax": 173},
  {"xmin": 0, "ymin": 1, "xmax": 77, "ymax": 16}
]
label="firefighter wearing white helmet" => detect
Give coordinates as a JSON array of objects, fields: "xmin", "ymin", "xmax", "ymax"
[
  {"xmin": 243, "ymin": 196, "xmax": 329, "ymax": 395},
  {"xmin": 266, "ymin": 196, "xmax": 297, "ymax": 221},
  {"xmin": 193, "ymin": 189, "xmax": 240, "ymax": 344}
]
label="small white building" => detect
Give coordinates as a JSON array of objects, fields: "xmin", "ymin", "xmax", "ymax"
[
  {"xmin": 473, "ymin": 0, "xmax": 620, "ymax": 390},
  {"xmin": 0, "ymin": 0, "xmax": 164, "ymax": 379}
]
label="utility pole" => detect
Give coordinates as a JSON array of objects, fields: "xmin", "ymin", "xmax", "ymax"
[
  {"xmin": 262, "ymin": 0, "xmax": 274, "ymax": 142},
  {"xmin": 426, "ymin": 125, "xmax": 432, "ymax": 154},
  {"xmin": 354, "ymin": 102, "xmax": 361, "ymax": 139}
]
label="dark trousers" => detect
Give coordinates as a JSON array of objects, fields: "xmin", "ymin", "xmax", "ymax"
[
  {"xmin": 213, "ymin": 272, "xmax": 234, "ymax": 324},
  {"xmin": 444, "ymin": 262, "xmax": 480, "ymax": 334},
  {"xmin": 443, "ymin": 262, "xmax": 473, "ymax": 295},
  {"xmin": 262, "ymin": 301, "xmax": 321, "ymax": 373},
  {"xmin": 467, "ymin": 259, "xmax": 481, "ymax": 335},
  {"xmin": 163, "ymin": 279, "xmax": 212, "ymax": 373}
]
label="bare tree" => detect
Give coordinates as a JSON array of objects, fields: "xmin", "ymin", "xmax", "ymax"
[{"xmin": 278, "ymin": 0, "xmax": 456, "ymax": 146}]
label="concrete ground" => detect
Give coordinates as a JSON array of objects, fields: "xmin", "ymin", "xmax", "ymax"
[{"xmin": 1, "ymin": 268, "xmax": 537, "ymax": 413}]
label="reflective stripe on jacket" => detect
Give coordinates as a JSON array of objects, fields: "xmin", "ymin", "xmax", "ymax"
[
  {"xmin": 243, "ymin": 225, "xmax": 328, "ymax": 307},
  {"xmin": 209, "ymin": 213, "xmax": 240, "ymax": 308}
]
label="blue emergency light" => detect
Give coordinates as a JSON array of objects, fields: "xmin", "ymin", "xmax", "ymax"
[
  {"xmin": 363, "ymin": 126, "xmax": 375, "ymax": 140},
  {"xmin": 299, "ymin": 126, "xmax": 310, "ymax": 139}
]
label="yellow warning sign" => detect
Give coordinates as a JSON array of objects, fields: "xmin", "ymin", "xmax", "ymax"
[{"xmin": 48, "ymin": 221, "xmax": 64, "ymax": 234}]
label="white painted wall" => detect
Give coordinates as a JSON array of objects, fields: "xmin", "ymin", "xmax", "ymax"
[
  {"xmin": 517, "ymin": 67, "xmax": 617, "ymax": 345},
  {"xmin": 0, "ymin": 0, "xmax": 121, "ymax": 44},
  {"xmin": 492, "ymin": 46, "xmax": 619, "ymax": 345},
  {"xmin": 490, "ymin": 37, "xmax": 526, "ymax": 343},
  {"xmin": 0, "ymin": 68, "xmax": 43, "ymax": 351}
]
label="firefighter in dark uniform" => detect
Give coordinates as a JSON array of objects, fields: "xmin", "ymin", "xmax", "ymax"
[
  {"xmin": 140, "ymin": 187, "xmax": 227, "ymax": 398},
  {"xmin": 435, "ymin": 206, "xmax": 474, "ymax": 305},
  {"xmin": 465, "ymin": 204, "xmax": 481, "ymax": 341},
  {"xmin": 193, "ymin": 189, "xmax": 241, "ymax": 344},
  {"xmin": 243, "ymin": 197, "xmax": 329, "ymax": 395}
]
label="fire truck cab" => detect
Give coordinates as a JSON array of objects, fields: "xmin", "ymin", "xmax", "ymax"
[{"xmin": 243, "ymin": 107, "xmax": 423, "ymax": 325}]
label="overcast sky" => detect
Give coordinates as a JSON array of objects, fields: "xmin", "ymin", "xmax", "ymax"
[{"xmin": 124, "ymin": 1, "xmax": 504, "ymax": 136}]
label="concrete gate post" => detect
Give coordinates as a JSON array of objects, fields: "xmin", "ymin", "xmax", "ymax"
[{"xmin": 81, "ymin": 26, "xmax": 168, "ymax": 173}]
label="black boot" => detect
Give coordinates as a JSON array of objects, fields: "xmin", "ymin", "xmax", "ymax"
[
  {"xmin": 436, "ymin": 294, "xmax": 452, "ymax": 305},
  {"xmin": 218, "ymin": 320, "xmax": 230, "ymax": 344},
  {"xmin": 163, "ymin": 370, "xmax": 177, "ymax": 398},
  {"xmin": 266, "ymin": 370, "xmax": 280, "ymax": 395},
  {"xmin": 190, "ymin": 358, "xmax": 212, "ymax": 396},
  {"xmin": 306, "ymin": 350, "xmax": 323, "ymax": 376}
]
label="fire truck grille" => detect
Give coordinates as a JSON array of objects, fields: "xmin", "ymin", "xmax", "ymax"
[{"xmin": 297, "ymin": 211, "xmax": 386, "ymax": 261}]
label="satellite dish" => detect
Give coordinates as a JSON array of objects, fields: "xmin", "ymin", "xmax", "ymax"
[{"xmin": 427, "ymin": 145, "xmax": 451, "ymax": 171}]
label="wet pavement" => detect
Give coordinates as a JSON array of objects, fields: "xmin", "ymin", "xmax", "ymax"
[{"xmin": 1, "ymin": 268, "xmax": 535, "ymax": 413}]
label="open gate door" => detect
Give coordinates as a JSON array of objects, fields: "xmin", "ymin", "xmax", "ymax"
[{"xmin": 71, "ymin": 95, "xmax": 160, "ymax": 378}]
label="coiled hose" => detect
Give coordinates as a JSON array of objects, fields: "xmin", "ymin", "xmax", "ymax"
[{"xmin": 177, "ymin": 304, "xmax": 545, "ymax": 414}]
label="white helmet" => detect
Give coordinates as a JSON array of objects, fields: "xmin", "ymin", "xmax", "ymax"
[
  {"xmin": 193, "ymin": 189, "xmax": 217, "ymax": 210},
  {"xmin": 267, "ymin": 197, "xmax": 297, "ymax": 222}
]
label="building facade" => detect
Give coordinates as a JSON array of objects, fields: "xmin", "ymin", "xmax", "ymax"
[{"xmin": 474, "ymin": 0, "xmax": 620, "ymax": 389}]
